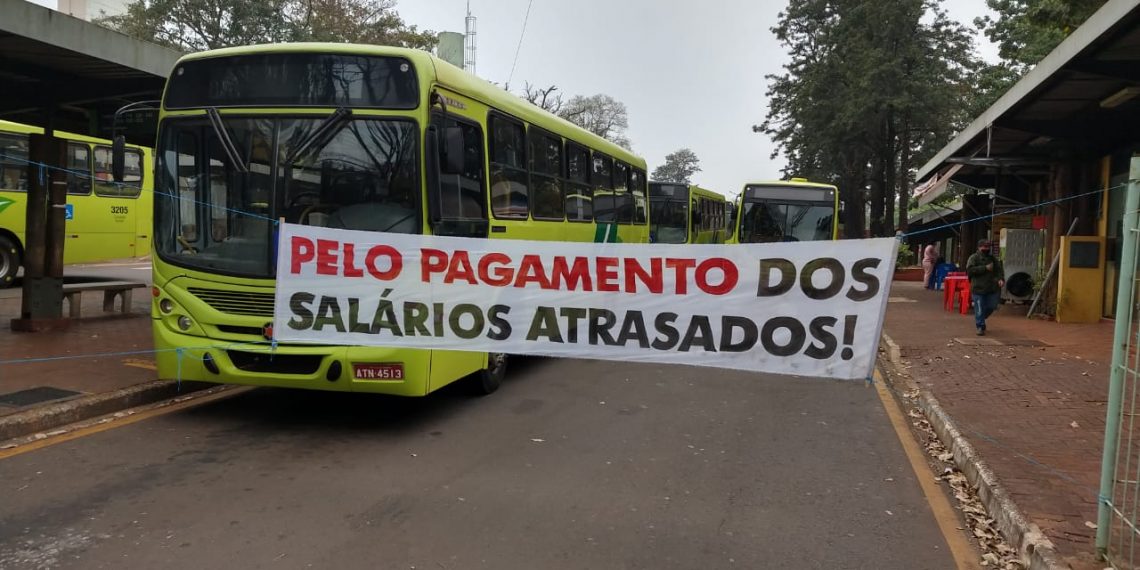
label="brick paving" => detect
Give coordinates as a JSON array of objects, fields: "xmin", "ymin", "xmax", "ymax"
[
  {"xmin": 0, "ymin": 288, "xmax": 156, "ymax": 417},
  {"xmin": 884, "ymin": 280, "xmax": 1111, "ymax": 569}
]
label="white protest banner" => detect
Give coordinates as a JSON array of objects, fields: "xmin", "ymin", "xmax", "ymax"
[{"xmin": 273, "ymin": 223, "xmax": 897, "ymax": 380}]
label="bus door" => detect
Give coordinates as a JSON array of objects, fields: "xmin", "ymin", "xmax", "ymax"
[
  {"xmin": 427, "ymin": 108, "xmax": 490, "ymax": 390},
  {"xmin": 61, "ymin": 142, "xmax": 134, "ymax": 263}
]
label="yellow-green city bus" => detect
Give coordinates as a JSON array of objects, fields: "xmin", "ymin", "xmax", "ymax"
[
  {"xmin": 135, "ymin": 43, "xmax": 651, "ymax": 396},
  {"xmin": 647, "ymin": 182, "xmax": 727, "ymax": 244},
  {"xmin": 0, "ymin": 121, "xmax": 153, "ymax": 286},
  {"xmin": 732, "ymin": 178, "xmax": 839, "ymax": 243}
]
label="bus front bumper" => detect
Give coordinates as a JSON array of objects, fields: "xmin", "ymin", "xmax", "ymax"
[{"xmin": 152, "ymin": 322, "xmax": 432, "ymax": 396}]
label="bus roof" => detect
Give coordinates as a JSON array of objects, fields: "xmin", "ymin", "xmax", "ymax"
[
  {"xmin": 743, "ymin": 179, "xmax": 837, "ymax": 191},
  {"xmin": 173, "ymin": 43, "xmax": 644, "ymax": 170}
]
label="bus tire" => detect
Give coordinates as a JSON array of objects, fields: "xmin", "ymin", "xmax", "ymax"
[
  {"xmin": 469, "ymin": 352, "xmax": 507, "ymax": 396},
  {"xmin": 0, "ymin": 236, "xmax": 19, "ymax": 288}
]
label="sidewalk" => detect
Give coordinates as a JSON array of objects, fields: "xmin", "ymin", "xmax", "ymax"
[
  {"xmin": 883, "ymin": 280, "xmax": 1110, "ymax": 569},
  {"xmin": 0, "ymin": 264, "xmax": 160, "ymax": 421}
]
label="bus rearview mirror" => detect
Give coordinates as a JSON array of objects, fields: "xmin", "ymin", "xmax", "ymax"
[{"xmin": 111, "ymin": 135, "xmax": 126, "ymax": 183}]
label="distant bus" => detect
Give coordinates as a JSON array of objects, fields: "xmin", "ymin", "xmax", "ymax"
[
  {"xmin": 0, "ymin": 120, "xmax": 154, "ymax": 286},
  {"xmin": 648, "ymin": 182, "xmax": 727, "ymax": 244},
  {"xmin": 734, "ymin": 178, "xmax": 839, "ymax": 243},
  {"xmin": 134, "ymin": 43, "xmax": 651, "ymax": 397}
]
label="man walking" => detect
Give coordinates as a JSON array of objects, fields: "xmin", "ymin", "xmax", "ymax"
[{"xmin": 966, "ymin": 239, "xmax": 1004, "ymax": 336}]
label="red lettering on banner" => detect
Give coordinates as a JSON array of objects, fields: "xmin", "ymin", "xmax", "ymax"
[
  {"xmin": 446, "ymin": 251, "xmax": 478, "ymax": 285},
  {"xmin": 291, "ymin": 236, "xmax": 315, "ymax": 274},
  {"xmin": 624, "ymin": 258, "xmax": 663, "ymax": 294},
  {"xmin": 342, "ymin": 243, "xmax": 364, "ymax": 278},
  {"xmin": 550, "ymin": 256, "xmax": 593, "ymax": 291},
  {"xmin": 316, "ymin": 239, "xmax": 338, "ymax": 275},
  {"xmin": 665, "ymin": 258, "xmax": 697, "ymax": 294},
  {"xmin": 365, "ymin": 245, "xmax": 402, "ymax": 280},
  {"xmin": 696, "ymin": 258, "xmax": 738, "ymax": 295},
  {"xmin": 596, "ymin": 257, "xmax": 620, "ymax": 292},
  {"xmin": 478, "ymin": 253, "xmax": 514, "ymax": 286},
  {"xmin": 421, "ymin": 248, "xmax": 448, "ymax": 282},
  {"xmin": 514, "ymin": 255, "xmax": 552, "ymax": 288}
]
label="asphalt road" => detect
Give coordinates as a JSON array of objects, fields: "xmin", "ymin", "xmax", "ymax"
[{"xmin": 0, "ymin": 357, "xmax": 959, "ymax": 569}]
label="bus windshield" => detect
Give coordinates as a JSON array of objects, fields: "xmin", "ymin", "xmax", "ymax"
[
  {"xmin": 650, "ymin": 198, "xmax": 688, "ymax": 243},
  {"xmin": 155, "ymin": 116, "xmax": 419, "ymax": 277},
  {"xmin": 739, "ymin": 201, "xmax": 834, "ymax": 243},
  {"xmin": 649, "ymin": 183, "xmax": 689, "ymax": 244}
]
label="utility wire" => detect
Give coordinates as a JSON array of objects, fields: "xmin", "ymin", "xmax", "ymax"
[{"xmin": 505, "ymin": 0, "xmax": 534, "ymax": 89}]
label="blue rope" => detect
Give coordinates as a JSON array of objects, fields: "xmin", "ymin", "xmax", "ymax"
[
  {"xmin": 0, "ymin": 340, "xmax": 275, "ymax": 366},
  {"xmin": 900, "ymin": 182, "xmax": 1128, "ymax": 239},
  {"xmin": 0, "ymin": 152, "xmax": 280, "ymax": 225}
]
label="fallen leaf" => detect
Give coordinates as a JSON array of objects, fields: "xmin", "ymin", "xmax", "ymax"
[
  {"xmin": 1085, "ymin": 521, "xmax": 1097, "ymax": 529},
  {"xmin": 1071, "ymin": 421, "xmax": 1080, "ymax": 429}
]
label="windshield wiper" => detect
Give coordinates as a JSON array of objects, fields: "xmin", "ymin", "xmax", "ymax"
[
  {"xmin": 285, "ymin": 107, "xmax": 353, "ymax": 165},
  {"xmin": 206, "ymin": 108, "xmax": 248, "ymax": 174}
]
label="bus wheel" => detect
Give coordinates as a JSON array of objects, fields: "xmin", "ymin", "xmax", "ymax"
[
  {"xmin": 470, "ymin": 353, "xmax": 507, "ymax": 396},
  {"xmin": 0, "ymin": 236, "xmax": 18, "ymax": 289}
]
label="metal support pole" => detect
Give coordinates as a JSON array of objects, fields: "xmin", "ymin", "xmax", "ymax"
[{"xmin": 1097, "ymin": 157, "xmax": 1140, "ymax": 557}]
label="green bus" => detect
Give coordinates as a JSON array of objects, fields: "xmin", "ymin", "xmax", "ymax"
[
  {"xmin": 648, "ymin": 182, "xmax": 727, "ymax": 244},
  {"xmin": 732, "ymin": 178, "xmax": 839, "ymax": 243},
  {"xmin": 122, "ymin": 43, "xmax": 651, "ymax": 396},
  {"xmin": 0, "ymin": 120, "xmax": 153, "ymax": 286}
]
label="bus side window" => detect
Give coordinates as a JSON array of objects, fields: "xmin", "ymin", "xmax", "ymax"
[
  {"xmin": 613, "ymin": 161, "xmax": 630, "ymax": 224},
  {"xmin": 528, "ymin": 128, "xmax": 563, "ymax": 220},
  {"xmin": 592, "ymin": 154, "xmax": 615, "ymax": 222},
  {"xmin": 489, "ymin": 114, "xmax": 528, "ymax": 219},
  {"xmin": 94, "ymin": 146, "xmax": 143, "ymax": 198},
  {"xmin": 565, "ymin": 143, "xmax": 591, "ymax": 221},
  {"xmin": 66, "ymin": 143, "xmax": 92, "ymax": 195},
  {"xmin": 439, "ymin": 118, "xmax": 487, "ymax": 221},
  {"xmin": 631, "ymin": 168, "xmax": 647, "ymax": 224},
  {"xmin": 0, "ymin": 133, "xmax": 29, "ymax": 192}
]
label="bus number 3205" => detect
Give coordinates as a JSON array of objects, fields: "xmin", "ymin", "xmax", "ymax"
[{"xmin": 111, "ymin": 206, "xmax": 129, "ymax": 214}]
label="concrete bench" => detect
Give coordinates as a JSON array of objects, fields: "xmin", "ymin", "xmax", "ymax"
[{"xmin": 62, "ymin": 281, "xmax": 148, "ymax": 318}]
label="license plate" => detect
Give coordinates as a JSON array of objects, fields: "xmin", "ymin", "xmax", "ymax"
[{"xmin": 352, "ymin": 363, "xmax": 405, "ymax": 380}]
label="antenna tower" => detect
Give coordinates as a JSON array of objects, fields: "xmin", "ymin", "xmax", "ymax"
[{"xmin": 464, "ymin": 1, "xmax": 477, "ymax": 75}]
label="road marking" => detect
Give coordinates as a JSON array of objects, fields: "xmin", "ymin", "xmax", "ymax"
[
  {"xmin": 0, "ymin": 387, "xmax": 251, "ymax": 460},
  {"xmin": 873, "ymin": 370, "xmax": 980, "ymax": 570},
  {"xmin": 121, "ymin": 358, "xmax": 157, "ymax": 370}
]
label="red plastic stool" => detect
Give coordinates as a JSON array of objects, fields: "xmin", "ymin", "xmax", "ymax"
[
  {"xmin": 944, "ymin": 277, "xmax": 963, "ymax": 311},
  {"xmin": 957, "ymin": 287, "xmax": 972, "ymax": 314}
]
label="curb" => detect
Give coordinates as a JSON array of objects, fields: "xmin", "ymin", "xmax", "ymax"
[
  {"xmin": 880, "ymin": 334, "xmax": 1070, "ymax": 570},
  {"xmin": 0, "ymin": 380, "xmax": 214, "ymax": 441}
]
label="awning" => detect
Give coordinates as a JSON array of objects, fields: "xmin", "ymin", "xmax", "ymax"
[{"xmin": 913, "ymin": 164, "xmax": 963, "ymax": 207}]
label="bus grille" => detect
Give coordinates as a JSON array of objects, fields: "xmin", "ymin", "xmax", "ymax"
[
  {"xmin": 187, "ymin": 287, "xmax": 275, "ymax": 317},
  {"xmin": 227, "ymin": 350, "xmax": 323, "ymax": 375}
]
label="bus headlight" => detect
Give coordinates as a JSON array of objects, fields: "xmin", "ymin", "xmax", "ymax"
[
  {"xmin": 159, "ymin": 298, "xmax": 175, "ymax": 314},
  {"xmin": 177, "ymin": 316, "xmax": 193, "ymax": 331}
]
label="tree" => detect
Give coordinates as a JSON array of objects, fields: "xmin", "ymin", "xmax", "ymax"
[
  {"xmin": 758, "ymin": 0, "xmax": 980, "ymax": 237},
  {"xmin": 522, "ymin": 83, "xmax": 564, "ymax": 114},
  {"xmin": 96, "ymin": 0, "xmax": 436, "ymax": 52},
  {"xmin": 558, "ymin": 94, "xmax": 632, "ymax": 149},
  {"xmin": 652, "ymin": 149, "xmax": 701, "ymax": 184},
  {"xmin": 976, "ymin": 0, "xmax": 1105, "ymax": 74},
  {"xmin": 966, "ymin": 0, "xmax": 1105, "ymax": 114}
]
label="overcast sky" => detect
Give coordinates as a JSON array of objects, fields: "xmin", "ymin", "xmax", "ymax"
[
  {"xmin": 399, "ymin": 0, "xmax": 1000, "ymax": 198},
  {"xmin": 27, "ymin": 0, "xmax": 999, "ymax": 197}
]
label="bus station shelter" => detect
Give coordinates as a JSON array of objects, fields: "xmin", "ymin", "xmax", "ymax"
[
  {"xmin": 0, "ymin": 0, "xmax": 179, "ymax": 329},
  {"xmin": 913, "ymin": 0, "xmax": 1140, "ymax": 323}
]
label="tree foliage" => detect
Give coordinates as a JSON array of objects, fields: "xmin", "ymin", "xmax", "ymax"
[
  {"xmin": 976, "ymin": 0, "xmax": 1105, "ymax": 74},
  {"xmin": 652, "ymin": 149, "xmax": 701, "ymax": 184},
  {"xmin": 558, "ymin": 94, "xmax": 632, "ymax": 149},
  {"xmin": 758, "ymin": 0, "xmax": 980, "ymax": 237},
  {"xmin": 97, "ymin": 0, "xmax": 436, "ymax": 52}
]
